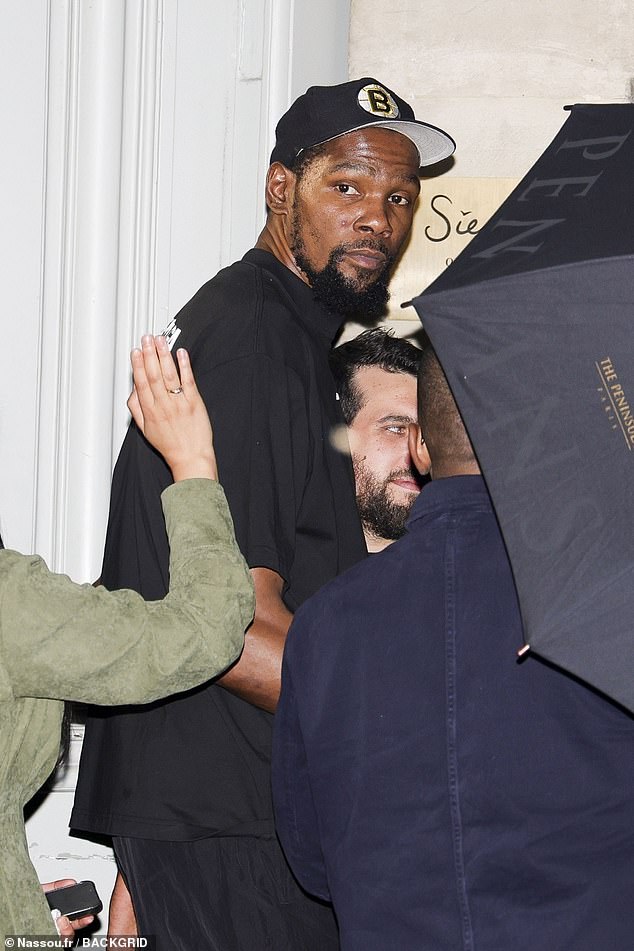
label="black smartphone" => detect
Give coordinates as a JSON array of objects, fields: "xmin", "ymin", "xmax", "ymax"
[{"xmin": 45, "ymin": 880, "xmax": 103, "ymax": 920}]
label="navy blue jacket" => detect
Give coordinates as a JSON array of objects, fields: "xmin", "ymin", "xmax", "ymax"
[{"xmin": 273, "ymin": 476, "xmax": 634, "ymax": 951}]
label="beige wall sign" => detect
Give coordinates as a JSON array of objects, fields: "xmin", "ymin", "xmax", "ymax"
[{"xmin": 388, "ymin": 177, "xmax": 518, "ymax": 320}]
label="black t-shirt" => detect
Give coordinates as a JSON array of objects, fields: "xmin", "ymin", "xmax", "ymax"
[{"xmin": 71, "ymin": 249, "xmax": 366, "ymax": 840}]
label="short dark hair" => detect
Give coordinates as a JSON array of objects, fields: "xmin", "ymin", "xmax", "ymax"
[
  {"xmin": 287, "ymin": 142, "xmax": 329, "ymax": 181},
  {"xmin": 329, "ymin": 328, "xmax": 422, "ymax": 425},
  {"xmin": 266, "ymin": 143, "xmax": 329, "ymax": 215}
]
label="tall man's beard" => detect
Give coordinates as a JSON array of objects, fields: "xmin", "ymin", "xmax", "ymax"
[
  {"xmin": 353, "ymin": 458, "xmax": 420, "ymax": 543},
  {"xmin": 292, "ymin": 235, "xmax": 395, "ymax": 320}
]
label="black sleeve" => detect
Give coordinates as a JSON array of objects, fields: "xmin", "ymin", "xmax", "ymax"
[
  {"xmin": 100, "ymin": 421, "xmax": 173, "ymax": 598},
  {"xmin": 101, "ymin": 262, "xmax": 314, "ymax": 603},
  {"xmin": 195, "ymin": 353, "xmax": 309, "ymax": 586}
]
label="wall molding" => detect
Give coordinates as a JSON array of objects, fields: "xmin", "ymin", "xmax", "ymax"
[{"xmin": 36, "ymin": 0, "xmax": 170, "ymax": 579}]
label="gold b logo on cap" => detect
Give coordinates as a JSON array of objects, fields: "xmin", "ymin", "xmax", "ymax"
[{"xmin": 357, "ymin": 84, "xmax": 399, "ymax": 119}]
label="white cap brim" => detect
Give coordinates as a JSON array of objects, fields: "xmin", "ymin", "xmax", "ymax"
[
  {"xmin": 372, "ymin": 119, "xmax": 456, "ymax": 167},
  {"xmin": 307, "ymin": 119, "xmax": 456, "ymax": 169}
]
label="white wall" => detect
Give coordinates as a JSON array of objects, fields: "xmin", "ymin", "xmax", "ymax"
[
  {"xmin": 350, "ymin": 0, "xmax": 634, "ymax": 178},
  {"xmin": 1, "ymin": 0, "xmax": 349, "ymax": 932},
  {"xmin": 1, "ymin": 0, "xmax": 351, "ymax": 574},
  {"xmin": 0, "ymin": 1, "xmax": 49, "ymax": 556}
]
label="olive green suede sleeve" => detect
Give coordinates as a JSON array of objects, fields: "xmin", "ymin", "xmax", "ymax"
[{"xmin": 0, "ymin": 479, "xmax": 253, "ymax": 704}]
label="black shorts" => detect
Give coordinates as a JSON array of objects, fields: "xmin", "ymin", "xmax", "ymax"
[{"xmin": 114, "ymin": 834, "xmax": 339, "ymax": 951}]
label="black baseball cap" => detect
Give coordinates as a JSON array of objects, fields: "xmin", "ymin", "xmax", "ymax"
[{"xmin": 270, "ymin": 77, "xmax": 456, "ymax": 169}]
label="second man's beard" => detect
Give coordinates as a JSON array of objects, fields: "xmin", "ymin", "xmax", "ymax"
[
  {"xmin": 292, "ymin": 236, "xmax": 395, "ymax": 320},
  {"xmin": 353, "ymin": 458, "xmax": 419, "ymax": 543}
]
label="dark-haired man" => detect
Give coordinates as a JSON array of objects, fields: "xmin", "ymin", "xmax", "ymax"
[
  {"xmin": 330, "ymin": 328, "xmax": 423, "ymax": 551},
  {"xmin": 71, "ymin": 79, "xmax": 454, "ymax": 949},
  {"xmin": 273, "ymin": 339, "xmax": 634, "ymax": 951}
]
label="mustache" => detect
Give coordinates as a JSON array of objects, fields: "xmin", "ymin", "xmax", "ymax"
[
  {"xmin": 329, "ymin": 238, "xmax": 394, "ymax": 263},
  {"xmin": 388, "ymin": 467, "xmax": 422, "ymax": 485}
]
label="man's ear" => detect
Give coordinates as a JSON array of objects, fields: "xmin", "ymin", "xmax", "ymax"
[
  {"xmin": 408, "ymin": 423, "xmax": 431, "ymax": 476},
  {"xmin": 265, "ymin": 162, "xmax": 296, "ymax": 217}
]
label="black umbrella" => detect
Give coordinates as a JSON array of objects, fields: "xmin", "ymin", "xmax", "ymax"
[{"xmin": 412, "ymin": 103, "xmax": 634, "ymax": 711}]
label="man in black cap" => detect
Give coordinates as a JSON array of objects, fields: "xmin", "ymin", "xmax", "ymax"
[{"xmin": 71, "ymin": 78, "xmax": 454, "ymax": 950}]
